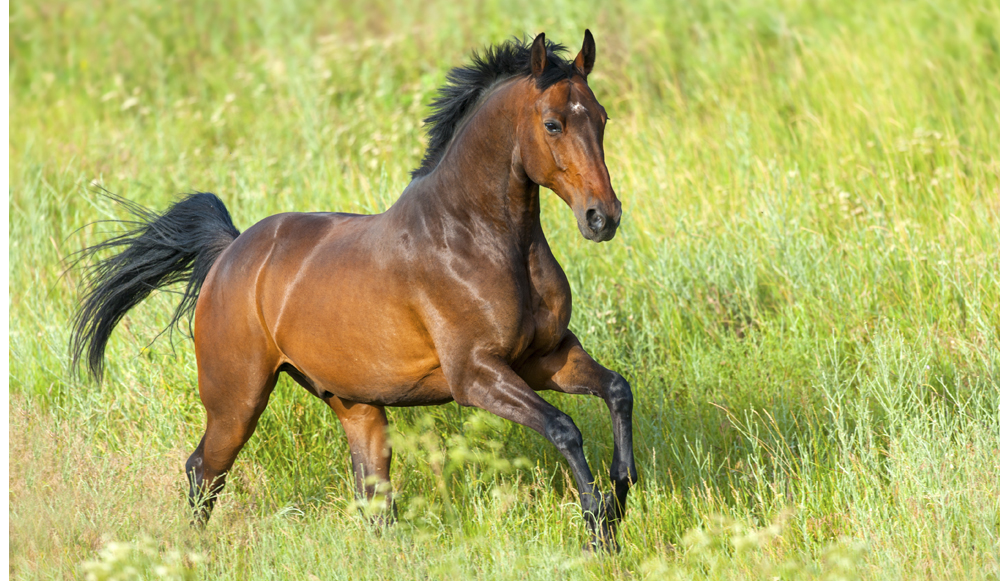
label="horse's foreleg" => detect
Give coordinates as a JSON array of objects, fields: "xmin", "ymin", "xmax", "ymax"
[
  {"xmin": 518, "ymin": 332, "xmax": 637, "ymax": 524},
  {"xmin": 326, "ymin": 397, "xmax": 394, "ymax": 523},
  {"xmin": 451, "ymin": 357, "xmax": 617, "ymax": 551}
]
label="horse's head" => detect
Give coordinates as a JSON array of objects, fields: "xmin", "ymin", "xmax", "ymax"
[{"xmin": 518, "ymin": 31, "xmax": 620, "ymax": 242}]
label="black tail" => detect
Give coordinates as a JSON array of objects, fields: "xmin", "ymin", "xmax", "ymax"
[{"xmin": 70, "ymin": 192, "xmax": 241, "ymax": 382}]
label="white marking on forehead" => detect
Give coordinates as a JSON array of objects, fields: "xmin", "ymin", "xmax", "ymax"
[{"xmin": 570, "ymin": 101, "xmax": 587, "ymax": 114}]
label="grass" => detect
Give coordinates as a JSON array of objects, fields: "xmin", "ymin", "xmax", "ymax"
[{"xmin": 8, "ymin": 0, "xmax": 1000, "ymax": 578}]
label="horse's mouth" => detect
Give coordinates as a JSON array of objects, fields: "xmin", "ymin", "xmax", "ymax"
[{"xmin": 578, "ymin": 218, "xmax": 619, "ymax": 242}]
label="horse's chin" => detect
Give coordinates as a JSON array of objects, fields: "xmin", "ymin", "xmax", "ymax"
[{"xmin": 577, "ymin": 221, "xmax": 618, "ymax": 243}]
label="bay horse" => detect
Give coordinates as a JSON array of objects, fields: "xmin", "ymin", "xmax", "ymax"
[{"xmin": 71, "ymin": 31, "xmax": 637, "ymax": 550}]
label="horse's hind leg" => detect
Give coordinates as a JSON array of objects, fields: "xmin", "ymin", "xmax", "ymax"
[
  {"xmin": 326, "ymin": 397, "xmax": 394, "ymax": 522},
  {"xmin": 186, "ymin": 359, "xmax": 278, "ymax": 524}
]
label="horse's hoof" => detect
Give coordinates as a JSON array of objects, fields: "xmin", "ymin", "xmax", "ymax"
[
  {"xmin": 581, "ymin": 490, "xmax": 621, "ymax": 553},
  {"xmin": 585, "ymin": 533, "xmax": 620, "ymax": 554}
]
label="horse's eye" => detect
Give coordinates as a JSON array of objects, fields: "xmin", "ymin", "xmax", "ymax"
[{"xmin": 544, "ymin": 120, "xmax": 562, "ymax": 134}]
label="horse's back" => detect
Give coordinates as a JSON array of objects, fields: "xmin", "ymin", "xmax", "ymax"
[{"xmin": 199, "ymin": 211, "xmax": 372, "ymax": 310}]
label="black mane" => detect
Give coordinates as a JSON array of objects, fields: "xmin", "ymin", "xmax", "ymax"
[{"xmin": 411, "ymin": 36, "xmax": 574, "ymax": 178}]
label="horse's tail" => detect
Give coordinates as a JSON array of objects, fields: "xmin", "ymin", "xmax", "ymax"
[{"xmin": 70, "ymin": 192, "xmax": 241, "ymax": 382}]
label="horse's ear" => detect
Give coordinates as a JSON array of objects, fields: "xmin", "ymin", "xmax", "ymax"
[
  {"xmin": 531, "ymin": 33, "xmax": 547, "ymax": 76},
  {"xmin": 573, "ymin": 29, "xmax": 596, "ymax": 78}
]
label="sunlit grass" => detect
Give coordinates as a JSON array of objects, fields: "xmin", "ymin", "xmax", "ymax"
[{"xmin": 9, "ymin": 0, "xmax": 1000, "ymax": 578}]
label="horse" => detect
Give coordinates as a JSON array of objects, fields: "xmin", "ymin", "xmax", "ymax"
[{"xmin": 71, "ymin": 30, "xmax": 637, "ymax": 550}]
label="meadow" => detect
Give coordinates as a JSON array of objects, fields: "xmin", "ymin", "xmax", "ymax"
[{"xmin": 8, "ymin": 0, "xmax": 1000, "ymax": 578}]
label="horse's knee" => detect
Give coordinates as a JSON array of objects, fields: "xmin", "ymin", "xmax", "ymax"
[
  {"xmin": 544, "ymin": 413, "xmax": 583, "ymax": 452},
  {"xmin": 606, "ymin": 373, "xmax": 633, "ymax": 415}
]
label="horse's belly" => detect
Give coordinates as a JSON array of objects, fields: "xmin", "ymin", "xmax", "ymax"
[
  {"xmin": 275, "ymin": 306, "xmax": 448, "ymax": 405},
  {"xmin": 359, "ymin": 367, "xmax": 452, "ymax": 407},
  {"xmin": 302, "ymin": 346, "xmax": 449, "ymax": 406}
]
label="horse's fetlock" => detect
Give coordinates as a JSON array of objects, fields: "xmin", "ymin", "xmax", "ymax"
[
  {"xmin": 610, "ymin": 459, "xmax": 638, "ymax": 487},
  {"xmin": 580, "ymin": 490, "xmax": 604, "ymax": 516}
]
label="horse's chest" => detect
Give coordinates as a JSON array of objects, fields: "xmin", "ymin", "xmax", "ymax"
[
  {"xmin": 518, "ymin": 253, "xmax": 572, "ymax": 357},
  {"xmin": 425, "ymin": 241, "xmax": 570, "ymax": 363},
  {"xmin": 526, "ymin": 279, "xmax": 571, "ymax": 353}
]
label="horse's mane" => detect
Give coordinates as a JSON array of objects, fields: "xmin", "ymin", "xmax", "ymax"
[{"xmin": 411, "ymin": 36, "xmax": 574, "ymax": 178}]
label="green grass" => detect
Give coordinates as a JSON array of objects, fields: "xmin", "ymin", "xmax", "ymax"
[{"xmin": 9, "ymin": 0, "xmax": 1000, "ymax": 578}]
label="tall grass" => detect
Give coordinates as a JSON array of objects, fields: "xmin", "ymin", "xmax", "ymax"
[{"xmin": 9, "ymin": 0, "xmax": 1000, "ymax": 578}]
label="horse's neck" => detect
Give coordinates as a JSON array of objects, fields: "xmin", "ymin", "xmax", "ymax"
[{"xmin": 404, "ymin": 83, "xmax": 541, "ymax": 249}]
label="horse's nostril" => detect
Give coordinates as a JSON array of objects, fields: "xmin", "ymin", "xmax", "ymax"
[{"xmin": 586, "ymin": 209, "xmax": 605, "ymax": 232}]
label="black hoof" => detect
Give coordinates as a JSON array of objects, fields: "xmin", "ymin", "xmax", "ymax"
[{"xmin": 583, "ymin": 490, "xmax": 621, "ymax": 553}]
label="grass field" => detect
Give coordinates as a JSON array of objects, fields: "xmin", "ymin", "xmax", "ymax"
[{"xmin": 8, "ymin": 0, "xmax": 1000, "ymax": 578}]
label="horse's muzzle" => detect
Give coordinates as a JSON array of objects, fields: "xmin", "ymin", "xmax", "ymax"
[{"xmin": 582, "ymin": 207, "xmax": 620, "ymax": 242}]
